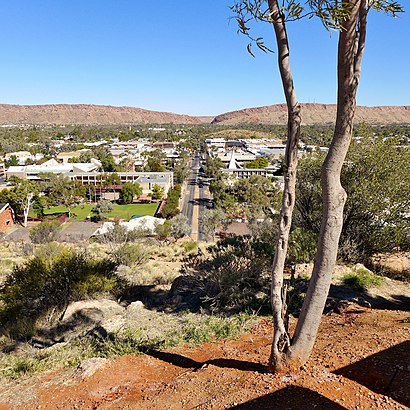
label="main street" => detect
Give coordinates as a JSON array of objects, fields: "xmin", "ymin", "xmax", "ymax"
[{"xmin": 181, "ymin": 152, "xmax": 211, "ymax": 241}]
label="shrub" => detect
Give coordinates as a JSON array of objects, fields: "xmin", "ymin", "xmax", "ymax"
[
  {"xmin": 91, "ymin": 199, "xmax": 113, "ymax": 216},
  {"xmin": 161, "ymin": 185, "xmax": 182, "ymax": 218},
  {"xmin": 29, "ymin": 221, "xmax": 61, "ymax": 244},
  {"xmin": 169, "ymin": 214, "xmax": 191, "ymax": 239},
  {"xmin": 112, "ymin": 243, "xmax": 149, "ymax": 267},
  {"xmin": 182, "ymin": 241, "xmax": 198, "ymax": 254},
  {"xmin": 96, "ymin": 222, "xmax": 148, "ymax": 250},
  {"xmin": 183, "ymin": 236, "xmax": 274, "ymax": 312},
  {"xmin": 288, "ymin": 228, "xmax": 318, "ymax": 264},
  {"xmin": 342, "ymin": 268, "xmax": 384, "ymax": 291},
  {"xmin": 155, "ymin": 219, "xmax": 170, "ymax": 239},
  {"xmin": 0, "ymin": 246, "xmax": 122, "ymax": 337}
]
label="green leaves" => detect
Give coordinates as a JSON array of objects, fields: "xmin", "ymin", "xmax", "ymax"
[
  {"xmin": 371, "ymin": 0, "xmax": 404, "ymax": 16},
  {"xmin": 230, "ymin": 0, "xmax": 404, "ymax": 54},
  {"xmin": 295, "ymin": 135, "xmax": 410, "ymax": 260}
]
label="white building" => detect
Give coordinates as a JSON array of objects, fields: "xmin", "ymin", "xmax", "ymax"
[{"xmin": 6, "ymin": 158, "xmax": 102, "ymax": 180}]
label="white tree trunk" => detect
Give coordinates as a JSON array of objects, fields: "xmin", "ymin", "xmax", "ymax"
[
  {"xmin": 288, "ymin": 0, "xmax": 368, "ymax": 367},
  {"xmin": 23, "ymin": 193, "xmax": 34, "ymax": 228},
  {"xmin": 267, "ymin": 0, "xmax": 301, "ymax": 372}
]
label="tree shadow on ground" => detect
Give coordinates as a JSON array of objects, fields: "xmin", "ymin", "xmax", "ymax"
[
  {"xmin": 333, "ymin": 340, "xmax": 410, "ymax": 408},
  {"xmin": 329, "ymin": 284, "xmax": 410, "ymax": 311},
  {"xmin": 229, "ymin": 385, "xmax": 347, "ymax": 409},
  {"xmin": 1, "ymin": 310, "xmax": 101, "ymax": 353},
  {"xmin": 148, "ymin": 350, "xmax": 267, "ymax": 373},
  {"xmin": 120, "ymin": 284, "xmax": 170, "ymax": 309}
]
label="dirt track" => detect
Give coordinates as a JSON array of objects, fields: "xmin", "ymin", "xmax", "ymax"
[{"xmin": 0, "ymin": 309, "xmax": 409, "ymax": 409}]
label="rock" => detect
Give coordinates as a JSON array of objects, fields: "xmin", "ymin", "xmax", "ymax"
[
  {"xmin": 325, "ymin": 297, "xmax": 371, "ymax": 314},
  {"xmin": 371, "ymin": 253, "xmax": 410, "ymax": 279},
  {"xmin": 35, "ymin": 300, "xmax": 126, "ymax": 346},
  {"xmin": 61, "ymin": 299, "xmax": 125, "ymax": 322},
  {"xmin": 126, "ymin": 301, "xmax": 145, "ymax": 314},
  {"xmin": 168, "ymin": 275, "xmax": 204, "ymax": 311},
  {"xmin": 77, "ymin": 358, "xmax": 109, "ymax": 378},
  {"xmin": 100, "ymin": 315, "xmax": 127, "ymax": 334}
]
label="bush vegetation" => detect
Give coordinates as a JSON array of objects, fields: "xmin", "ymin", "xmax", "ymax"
[
  {"xmin": 0, "ymin": 244, "xmax": 123, "ymax": 337},
  {"xmin": 0, "ymin": 313, "xmax": 252, "ymax": 381},
  {"xmin": 295, "ymin": 136, "xmax": 410, "ymax": 262},
  {"xmin": 161, "ymin": 184, "xmax": 181, "ymax": 218},
  {"xmin": 341, "ymin": 268, "xmax": 384, "ymax": 291},
  {"xmin": 29, "ymin": 221, "xmax": 61, "ymax": 244},
  {"xmin": 111, "ymin": 243, "xmax": 149, "ymax": 267},
  {"xmin": 184, "ymin": 236, "xmax": 274, "ymax": 313}
]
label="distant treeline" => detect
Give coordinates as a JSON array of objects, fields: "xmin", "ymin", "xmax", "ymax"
[{"xmin": 0, "ymin": 122, "xmax": 409, "ymax": 155}]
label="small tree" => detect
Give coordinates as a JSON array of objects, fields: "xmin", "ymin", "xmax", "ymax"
[
  {"xmin": 105, "ymin": 172, "xmax": 122, "ymax": 201},
  {"xmin": 30, "ymin": 221, "xmax": 61, "ymax": 244},
  {"xmin": 4, "ymin": 179, "xmax": 38, "ymax": 227},
  {"xmin": 169, "ymin": 214, "xmax": 191, "ymax": 239},
  {"xmin": 32, "ymin": 195, "xmax": 44, "ymax": 218},
  {"xmin": 46, "ymin": 176, "xmax": 86, "ymax": 218},
  {"xmin": 119, "ymin": 182, "xmax": 143, "ymax": 204},
  {"xmin": 200, "ymin": 207, "xmax": 225, "ymax": 241},
  {"xmin": 231, "ymin": 0, "xmax": 404, "ymax": 371},
  {"xmin": 5, "ymin": 155, "xmax": 19, "ymax": 168},
  {"xmin": 92, "ymin": 199, "xmax": 113, "ymax": 219},
  {"xmin": 151, "ymin": 184, "xmax": 165, "ymax": 200}
]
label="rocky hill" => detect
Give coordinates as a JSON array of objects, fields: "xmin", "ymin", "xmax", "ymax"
[
  {"xmin": 212, "ymin": 103, "xmax": 410, "ymax": 125},
  {"xmin": 1, "ymin": 103, "xmax": 409, "ymax": 126},
  {"xmin": 0, "ymin": 104, "xmax": 202, "ymax": 126}
]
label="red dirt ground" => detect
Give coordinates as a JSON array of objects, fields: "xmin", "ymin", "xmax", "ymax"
[{"xmin": 0, "ymin": 308, "xmax": 409, "ymax": 409}]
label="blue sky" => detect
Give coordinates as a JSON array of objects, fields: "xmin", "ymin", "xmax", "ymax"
[{"xmin": 0, "ymin": 0, "xmax": 408, "ymax": 116}]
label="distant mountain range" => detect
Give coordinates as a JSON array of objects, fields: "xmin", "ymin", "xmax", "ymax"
[
  {"xmin": 211, "ymin": 104, "xmax": 410, "ymax": 125},
  {"xmin": 0, "ymin": 103, "xmax": 409, "ymax": 126},
  {"xmin": 0, "ymin": 104, "xmax": 202, "ymax": 126}
]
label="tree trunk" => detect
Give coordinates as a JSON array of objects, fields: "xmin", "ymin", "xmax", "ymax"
[
  {"xmin": 267, "ymin": 0, "xmax": 301, "ymax": 372},
  {"xmin": 23, "ymin": 193, "xmax": 34, "ymax": 228},
  {"xmin": 288, "ymin": 0, "xmax": 368, "ymax": 367}
]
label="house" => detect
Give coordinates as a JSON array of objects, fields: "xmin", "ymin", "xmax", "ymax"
[
  {"xmin": 4, "ymin": 151, "xmax": 44, "ymax": 165},
  {"xmin": 6, "ymin": 158, "xmax": 102, "ymax": 180},
  {"xmin": 92, "ymin": 216, "xmax": 165, "ymax": 237},
  {"xmin": 0, "ymin": 203, "xmax": 15, "ymax": 231},
  {"xmin": 57, "ymin": 150, "xmax": 90, "ymax": 164},
  {"xmin": 205, "ymin": 138, "xmax": 226, "ymax": 149},
  {"xmin": 70, "ymin": 171, "xmax": 174, "ymax": 195}
]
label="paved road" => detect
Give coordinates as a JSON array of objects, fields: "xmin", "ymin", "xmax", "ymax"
[
  {"xmin": 182, "ymin": 156, "xmax": 198, "ymax": 232},
  {"xmin": 181, "ymin": 152, "xmax": 211, "ymax": 241}
]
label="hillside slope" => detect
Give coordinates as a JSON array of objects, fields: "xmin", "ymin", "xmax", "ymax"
[
  {"xmin": 0, "ymin": 104, "xmax": 202, "ymax": 125},
  {"xmin": 1, "ymin": 103, "xmax": 409, "ymax": 126},
  {"xmin": 212, "ymin": 103, "xmax": 410, "ymax": 125}
]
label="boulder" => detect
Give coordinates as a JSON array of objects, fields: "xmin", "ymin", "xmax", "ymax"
[{"xmin": 77, "ymin": 358, "xmax": 109, "ymax": 379}]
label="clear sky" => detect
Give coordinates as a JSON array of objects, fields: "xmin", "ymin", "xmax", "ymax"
[{"xmin": 0, "ymin": 1, "xmax": 408, "ymax": 116}]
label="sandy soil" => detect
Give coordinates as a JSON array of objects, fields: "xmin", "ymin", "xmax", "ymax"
[{"xmin": 0, "ymin": 308, "xmax": 408, "ymax": 410}]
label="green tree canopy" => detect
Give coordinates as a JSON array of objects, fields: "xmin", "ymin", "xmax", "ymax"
[
  {"xmin": 295, "ymin": 136, "xmax": 410, "ymax": 260},
  {"xmin": 119, "ymin": 182, "xmax": 142, "ymax": 204}
]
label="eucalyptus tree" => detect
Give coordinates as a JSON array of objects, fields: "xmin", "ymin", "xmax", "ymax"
[
  {"xmin": 4, "ymin": 178, "xmax": 38, "ymax": 227},
  {"xmin": 231, "ymin": 0, "xmax": 403, "ymax": 371}
]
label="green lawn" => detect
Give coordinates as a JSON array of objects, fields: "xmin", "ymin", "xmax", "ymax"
[{"xmin": 40, "ymin": 203, "xmax": 159, "ymax": 220}]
